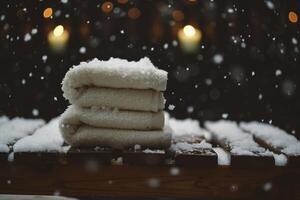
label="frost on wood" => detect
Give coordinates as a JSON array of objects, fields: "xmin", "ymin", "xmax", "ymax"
[
  {"xmin": 240, "ymin": 121, "xmax": 300, "ymax": 155},
  {"xmin": 205, "ymin": 120, "xmax": 272, "ymax": 156},
  {"xmin": 13, "ymin": 117, "xmax": 65, "ymax": 152},
  {"xmin": 0, "ymin": 117, "xmax": 45, "ymax": 145}
]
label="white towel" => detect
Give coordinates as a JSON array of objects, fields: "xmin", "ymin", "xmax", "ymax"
[
  {"xmin": 61, "ymin": 105, "xmax": 164, "ymax": 130},
  {"xmin": 65, "ymin": 87, "xmax": 165, "ymax": 112},
  {"xmin": 60, "ymin": 124, "xmax": 172, "ymax": 149},
  {"xmin": 62, "ymin": 57, "xmax": 168, "ymax": 102}
]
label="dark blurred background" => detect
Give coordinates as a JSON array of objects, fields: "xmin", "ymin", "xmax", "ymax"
[{"xmin": 0, "ymin": 0, "xmax": 299, "ymax": 137}]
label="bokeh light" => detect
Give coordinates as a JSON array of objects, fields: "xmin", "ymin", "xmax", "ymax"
[
  {"xmin": 102, "ymin": 1, "xmax": 114, "ymax": 14},
  {"xmin": 178, "ymin": 25, "xmax": 202, "ymax": 53},
  {"xmin": 288, "ymin": 11, "xmax": 298, "ymax": 23},
  {"xmin": 43, "ymin": 7, "xmax": 53, "ymax": 18},
  {"xmin": 117, "ymin": 0, "xmax": 128, "ymax": 4},
  {"xmin": 128, "ymin": 7, "xmax": 141, "ymax": 19},
  {"xmin": 172, "ymin": 10, "xmax": 184, "ymax": 21},
  {"xmin": 48, "ymin": 25, "xmax": 69, "ymax": 53},
  {"xmin": 183, "ymin": 25, "xmax": 196, "ymax": 37},
  {"xmin": 53, "ymin": 25, "xmax": 64, "ymax": 37}
]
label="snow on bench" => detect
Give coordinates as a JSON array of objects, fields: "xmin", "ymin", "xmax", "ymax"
[
  {"xmin": 204, "ymin": 120, "xmax": 287, "ymax": 166},
  {"xmin": 1, "ymin": 114, "xmax": 299, "ymax": 167},
  {"xmin": 168, "ymin": 116, "xmax": 217, "ymax": 166},
  {"xmin": 0, "ymin": 117, "xmax": 45, "ymax": 152},
  {"xmin": 13, "ymin": 117, "xmax": 67, "ymax": 153},
  {"xmin": 240, "ymin": 121, "xmax": 300, "ymax": 156}
]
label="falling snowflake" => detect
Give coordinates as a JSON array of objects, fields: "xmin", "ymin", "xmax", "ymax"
[
  {"xmin": 212, "ymin": 54, "xmax": 224, "ymax": 64},
  {"xmin": 222, "ymin": 113, "xmax": 229, "ymax": 119},
  {"xmin": 42, "ymin": 55, "xmax": 48, "ymax": 62},
  {"xmin": 168, "ymin": 104, "xmax": 175, "ymax": 111},
  {"xmin": 31, "ymin": 28, "xmax": 38, "ymax": 35},
  {"xmin": 32, "ymin": 108, "xmax": 39, "ymax": 116},
  {"xmin": 24, "ymin": 33, "xmax": 31, "ymax": 42},
  {"xmin": 163, "ymin": 43, "xmax": 168, "ymax": 49},
  {"xmin": 79, "ymin": 47, "xmax": 86, "ymax": 54},
  {"xmin": 265, "ymin": 1, "xmax": 275, "ymax": 10},
  {"xmin": 275, "ymin": 69, "xmax": 282, "ymax": 76}
]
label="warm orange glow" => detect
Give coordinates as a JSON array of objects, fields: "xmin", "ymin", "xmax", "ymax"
[
  {"xmin": 128, "ymin": 8, "xmax": 141, "ymax": 19},
  {"xmin": 43, "ymin": 7, "xmax": 53, "ymax": 18},
  {"xmin": 102, "ymin": 1, "xmax": 114, "ymax": 13},
  {"xmin": 117, "ymin": 0, "xmax": 128, "ymax": 4},
  {"xmin": 289, "ymin": 11, "xmax": 298, "ymax": 23},
  {"xmin": 172, "ymin": 10, "xmax": 184, "ymax": 21}
]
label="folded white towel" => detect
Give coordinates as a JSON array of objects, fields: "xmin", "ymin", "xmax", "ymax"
[
  {"xmin": 65, "ymin": 87, "xmax": 165, "ymax": 112},
  {"xmin": 61, "ymin": 105, "xmax": 164, "ymax": 130},
  {"xmin": 60, "ymin": 124, "xmax": 172, "ymax": 149},
  {"xmin": 62, "ymin": 57, "xmax": 168, "ymax": 103}
]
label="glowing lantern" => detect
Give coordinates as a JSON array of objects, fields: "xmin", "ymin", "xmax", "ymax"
[
  {"xmin": 178, "ymin": 25, "xmax": 202, "ymax": 53},
  {"xmin": 48, "ymin": 25, "xmax": 69, "ymax": 53}
]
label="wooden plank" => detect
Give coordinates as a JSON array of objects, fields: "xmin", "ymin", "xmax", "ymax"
[
  {"xmin": 1, "ymin": 162, "xmax": 299, "ymax": 199},
  {"xmin": 287, "ymin": 156, "xmax": 300, "ymax": 167},
  {"xmin": 66, "ymin": 147, "xmax": 115, "ymax": 165},
  {"xmin": 0, "ymin": 153, "xmax": 8, "ymax": 163},
  {"xmin": 231, "ymin": 155, "xmax": 274, "ymax": 168},
  {"xmin": 123, "ymin": 150, "xmax": 167, "ymax": 166},
  {"xmin": 175, "ymin": 149, "xmax": 217, "ymax": 167}
]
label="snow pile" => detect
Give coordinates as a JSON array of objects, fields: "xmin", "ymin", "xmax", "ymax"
[
  {"xmin": 0, "ymin": 116, "xmax": 9, "ymax": 125},
  {"xmin": 240, "ymin": 121, "xmax": 300, "ymax": 155},
  {"xmin": 273, "ymin": 153, "xmax": 288, "ymax": 166},
  {"xmin": 167, "ymin": 114, "xmax": 212, "ymax": 143},
  {"xmin": 0, "ymin": 117, "xmax": 45, "ymax": 145},
  {"xmin": 170, "ymin": 141, "xmax": 213, "ymax": 154},
  {"xmin": 0, "ymin": 144, "xmax": 9, "ymax": 153},
  {"xmin": 213, "ymin": 147, "xmax": 231, "ymax": 166},
  {"xmin": 205, "ymin": 120, "xmax": 271, "ymax": 156},
  {"xmin": 13, "ymin": 117, "xmax": 65, "ymax": 152},
  {"xmin": 167, "ymin": 114, "xmax": 213, "ymax": 153}
]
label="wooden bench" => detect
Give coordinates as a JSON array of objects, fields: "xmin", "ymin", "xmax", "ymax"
[
  {"xmin": 1, "ymin": 119, "xmax": 300, "ymax": 199},
  {"xmin": 1, "ymin": 146, "xmax": 300, "ymax": 200}
]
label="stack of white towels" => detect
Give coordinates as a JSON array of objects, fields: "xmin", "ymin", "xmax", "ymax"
[{"xmin": 60, "ymin": 57, "xmax": 172, "ymax": 149}]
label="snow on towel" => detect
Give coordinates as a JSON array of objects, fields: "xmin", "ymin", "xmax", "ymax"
[
  {"xmin": 240, "ymin": 121, "xmax": 300, "ymax": 156},
  {"xmin": 13, "ymin": 117, "xmax": 66, "ymax": 152},
  {"xmin": 62, "ymin": 57, "xmax": 168, "ymax": 103},
  {"xmin": 205, "ymin": 120, "xmax": 271, "ymax": 156},
  {"xmin": 0, "ymin": 117, "xmax": 45, "ymax": 145}
]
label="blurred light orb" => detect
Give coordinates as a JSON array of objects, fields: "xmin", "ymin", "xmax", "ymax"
[
  {"xmin": 178, "ymin": 25, "xmax": 202, "ymax": 53},
  {"xmin": 172, "ymin": 10, "xmax": 184, "ymax": 21},
  {"xmin": 48, "ymin": 25, "xmax": 69, "ymax": 53},
  {"xmin": 53, "ymin": 25, "xmax": 64, "ymax": 37},
  {"xmin": 288, "ymin": 11, "xmax": 298, "ymax": 23},
  {"xmin": 281, "ymin": 79, "xmax": 296, "ymax": 97},
  {"xmin": 43, "ymin": 7, "xmax": 53, "ymax": 18},
  {"xmin": 128, "ymin": 7, "xmax": 141, "ymax": 19},
  {"xmin": 117, "ymin": 0, "xmax": 128, "ymax": 4},
  {"xmin": 183, "ymin": 25, "xmax": 196, "ymax": 37},
  {"xmin": 102, "ymin": 1, "xmax": 114, "ymax": 13}
]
